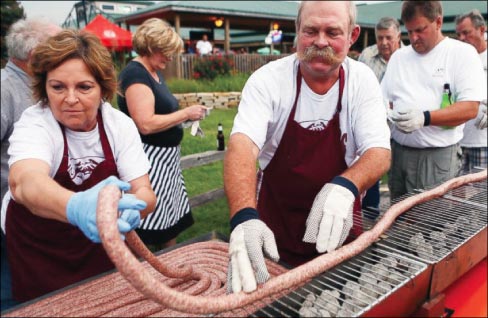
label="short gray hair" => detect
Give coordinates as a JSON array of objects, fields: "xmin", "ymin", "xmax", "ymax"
[
  {"xmin": 375, "ymin": 17, "xmax": 401, "ymax": 35},
  {"xmin": 296, "ymin": 1, "xmax": 357, "ymax": 33},
  {"xmin": 5, "ymin": 17, "xmax": 61, "ymax": 61},
  {"xmin": 455, "ymin": 9, "xmax": 486, "ymax": 29}
]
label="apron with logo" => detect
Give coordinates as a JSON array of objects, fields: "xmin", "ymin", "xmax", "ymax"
[
  {"xmin": 6, "ymin": 111, "xmax": 117, "ymax": 302},
  {"xmin": 258, "ymin": 67, "xmax": 362, "ymax": 267}
]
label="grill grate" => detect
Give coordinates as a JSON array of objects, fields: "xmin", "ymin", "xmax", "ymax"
[
  {"xmin": 251, "ymin": 244, "xmax": 427, "ymax": 317},
  {"xmin": 377, "ymin": 180, "xmax": 487, "ymax": 263},
  {"xmin": 252, "ymin": 177, "xmax": 486, "ymax": 317}
]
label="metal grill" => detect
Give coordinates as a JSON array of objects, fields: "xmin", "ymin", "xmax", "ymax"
[
  {"xmin": 377, "ymin": 179, "xmax": 487, "ymax": 264},
  {"xmin": 250, "ymin": 244, "xmax": 428, "ymax": 317},
  {"xmin": 252, "ymin": 176, "xmax": 486, "ymax": 317}
]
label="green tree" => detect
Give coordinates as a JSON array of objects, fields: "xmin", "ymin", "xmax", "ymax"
[{"xmin": 1, "ymin": 0, "xmax": 25, "ymax": 66}]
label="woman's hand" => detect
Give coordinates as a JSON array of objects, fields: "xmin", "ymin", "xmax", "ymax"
[
  {"xmin": 185, "ymin": 105, "xmax": 209, "ymax": 121},
  {"xmin": 66, "ymin": 176, "xmax": 147, "ymax": 243}
]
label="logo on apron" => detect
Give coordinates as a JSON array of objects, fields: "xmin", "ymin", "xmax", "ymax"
[{"xmin": 68, "ymin": 156, "xmax": 103, "ymax": 185}]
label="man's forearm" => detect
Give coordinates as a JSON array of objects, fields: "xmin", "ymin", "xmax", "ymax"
[
  {"xmin": 430, "ymin": 101, "xmax": 479, "ymax": 127},
  {"xmin": 341, "ymin": 148, "xmax": 391, "ymax": 194},
  {"xmin": 223, "ymin": 133, "xmax": 260, "ymax": 218}
]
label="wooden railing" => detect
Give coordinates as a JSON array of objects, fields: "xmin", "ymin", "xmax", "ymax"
[
  {"xmin": 170, "ymin": 53, "xmax": 290, "ymax": 80},
  {"xmin": 181, "ymin": 150, "xmax": 227, "ymax": 208}
]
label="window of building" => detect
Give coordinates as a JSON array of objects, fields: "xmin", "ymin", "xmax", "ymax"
[
  {"xmin": 118, "ymin": 5, "xmax": 132, "ymax": 13},
  {"xmin": 101, "ymin": 4, "xmax": 115, "ymax": 11}
]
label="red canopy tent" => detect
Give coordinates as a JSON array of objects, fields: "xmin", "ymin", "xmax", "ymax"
[{"xmin": 83, "ymin": 15, "xmax": 132, "ymax": 52}]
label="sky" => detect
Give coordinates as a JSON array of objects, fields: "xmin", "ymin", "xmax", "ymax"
[
  {"xmin": 20, "ymin": 1, "xmax": 77, "ymax": 26},
  {"xmin": 19, "ymin": 1, "xmax": 387, "ymax": 27}
]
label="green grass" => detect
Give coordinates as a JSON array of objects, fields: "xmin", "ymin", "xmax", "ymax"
[
  {"xmin": 176, "ymin": 107, "xmax": 238, "ymax": 243},
  {"xmin": 167, "ymin": 73, "xmax": 250, "ymax": 93},
  {"xmin": 180, "ymin": 107, "xmax": 238, "ymax": 156},
  {"xmin": 182, "ymin": 160, "xmax": 223, "ymax": 197},
  {"xmin": 112, "ymin": 74, "xmax": 241, "ymax": 244},
  {"xmin": 176, "ymin": 197, "xmax": 230, "ymax": 243}
]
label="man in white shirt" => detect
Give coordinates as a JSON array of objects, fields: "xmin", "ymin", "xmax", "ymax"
[
  {"xmin": 358, "ymin": 16, "xmax": 403, "ymax": 220},
  {"xmin": 196, "ymin": 34, "xmax": 212, "ymax": 56},
  {"xmin": 382, "ymin": 1, "xmax": 484, "ymax": 200},
  {"xmin": 225, "ymin": 1, "xmax": 391, "ymax": 294},
  {"xmin": 455, "ymin": 10, "xmax": 487, "ymax": 172}
]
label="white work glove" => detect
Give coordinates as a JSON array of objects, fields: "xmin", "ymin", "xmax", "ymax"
[
  {"xmin": 303, "ymin": 177, "xmax": 357, "ymax": 253},
  {"xmin": 475, "ymin": 101, "xmax": 487, "ymax": 130},
  {"xmin": 227, "ymin": 209, "xmax": 279, "ymax": 294},
  {"xmin": 390, "ymin": 108, "xmax": 426, "ymax": 133},
  {"xmin": 386, "ymin": 108, "xmax": 395, "ymax": 123},
  {"xmin": 386, "ymin": 108, "xmax": 395, "ymax": 131}
]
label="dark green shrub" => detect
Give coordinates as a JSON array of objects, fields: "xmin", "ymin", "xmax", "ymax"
[
  {"xmin": 167, "ymin": 73, "xmax": 250, "ymax": 93},
  {"xmin": 193, "ymin": 55, "xmax": 234, "ymax": 80}
]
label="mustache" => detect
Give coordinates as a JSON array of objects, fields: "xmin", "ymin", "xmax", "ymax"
[{"xmin": 298, "ymin": 46, "xmax": 342, "ymax": 64}]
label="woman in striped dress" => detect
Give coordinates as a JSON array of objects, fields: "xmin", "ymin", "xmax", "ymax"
[{"xmin": 118, "ymin": 18, "xmax": 208, "ymax": 250}]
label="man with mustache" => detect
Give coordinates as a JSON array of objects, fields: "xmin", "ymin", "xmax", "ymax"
[
  {"xmin": 224, "ymin": 1, "xmax": 391, "ymax": 294},
  {"xmin": 358, "ymin": 16, "xmax": 403, "ymax": 224},
  {"xmin": 381, "ymin": 1, "xmax": 484, "ymax": 201}
]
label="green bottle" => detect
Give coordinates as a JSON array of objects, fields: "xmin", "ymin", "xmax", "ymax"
[{"xmin": 440, "ymin": 83, "xmax": 453, "ymax": 130}]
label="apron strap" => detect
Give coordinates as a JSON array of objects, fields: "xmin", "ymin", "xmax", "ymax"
[
  {"xmin": 289, "ymin": 65, "xmax": 345, "ymax": 123},
  {"xmin": 57, "ymin": 109, "xmax": 113, "ymax": 171}
]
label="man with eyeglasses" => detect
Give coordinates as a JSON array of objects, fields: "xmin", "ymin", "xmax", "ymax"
[{"xmin": 381, "ymin": 1, "xmax": 484, "ymax": 200}]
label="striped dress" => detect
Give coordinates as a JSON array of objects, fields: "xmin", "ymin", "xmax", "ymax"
[
  {"xmin": 117, "ymin": 61, "xmax": 193, "ymax": 244},
  {"xmin": 137, "ymin": 144, "xmax": 193, "ymax": 244}
]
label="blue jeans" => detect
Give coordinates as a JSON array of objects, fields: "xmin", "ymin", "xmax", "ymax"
[
  {"xmin": 1, "ymin": 231, "xmax": 19, "ymax": 311},
  {"xmin": 362, "ymin": 180, "xmax": 380, "ymax": 219}
]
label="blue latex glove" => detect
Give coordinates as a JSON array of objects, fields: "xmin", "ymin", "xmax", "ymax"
[
  {"xmin": 118, "ymin": 194, "xmax": 141, "ymax": 232},
  {"xmin": 66, "ymin": 176, "xmax": 146, "ymax": 243}
]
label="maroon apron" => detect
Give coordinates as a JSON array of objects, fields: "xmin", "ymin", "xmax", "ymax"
[
  {"xmin": 257, "ymin": 66, "xmax": 362, "ymax": 267},
  {"xmin": 6, "ymin": 111, "xmax": 117, "ymax": 302}
]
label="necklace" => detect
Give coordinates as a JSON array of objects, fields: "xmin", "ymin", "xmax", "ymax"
[{"xmin": 135, "ymin": 58, "xmax": 160, "ymax": 83}]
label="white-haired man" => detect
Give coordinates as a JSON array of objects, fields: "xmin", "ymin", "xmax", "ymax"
[
  {"xmin": 455, "ymin": 9, "xmax": 487, "ymax": 172},
  {"xmin": 358, "ymin": 16, "xmax": 403, "ymax": 221},
  {"xmin": 1, "ymin": 17, "xmax": 61, "ymax": 311}
]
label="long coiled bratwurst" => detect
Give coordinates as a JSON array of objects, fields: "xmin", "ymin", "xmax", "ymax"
[{"xmin": 96, "ymin": 170, "xmax": 487, "ymax": 314}]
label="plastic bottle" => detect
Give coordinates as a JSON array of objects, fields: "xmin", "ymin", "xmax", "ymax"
[
  {"xmin": 217, "ymin": 123, "xmax": 225, "ymax": 151},
  {"xmin": 440, "ymin": 83, "xmax": 453, "ymax": 130}
]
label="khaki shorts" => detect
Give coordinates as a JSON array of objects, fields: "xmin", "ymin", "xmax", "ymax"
[{"xmin": 389, "ymin": 140, "xmax": 462, "ymax": 201}]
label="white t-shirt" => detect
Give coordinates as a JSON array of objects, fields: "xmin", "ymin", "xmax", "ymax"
[
  {"xmin": 231, "ymin": 54, "xmax": 391, "ymax": 170},
  {"xmin": 196, "ymin": 40, "xmax": 212, "ymax": 55},
  {"xmin": 1, "ymin": 102, "xmax": 150, "ymax": 232},
  {"xmin": 460, "ymin": 49, "xmax": 487, "ymax": 148},
  {"xmin": 381, "ymin": 37, "xmax": 484, "ymax": 148}
]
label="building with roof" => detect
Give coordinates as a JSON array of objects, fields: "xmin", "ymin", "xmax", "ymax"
[
  {"xmin": 114, "ymin": 1, "xmax": 299, "ymax": 54},
  {"xmin": 64, "ymin": 1, "xmax": 488, "ymax": 54},
  {"xmin": 62, "ymin": 1, "xmax": 155, "ymax": 29}
]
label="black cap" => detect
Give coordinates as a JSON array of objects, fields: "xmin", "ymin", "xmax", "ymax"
[{"xmin": 444, "ymin": 83, "xmax": 450, "ymax": 89}]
